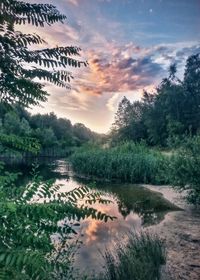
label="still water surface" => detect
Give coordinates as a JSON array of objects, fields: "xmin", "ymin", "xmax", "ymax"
[{"xmin": 13, "ymin": 159, "xmax": 175, "ymax": 274}]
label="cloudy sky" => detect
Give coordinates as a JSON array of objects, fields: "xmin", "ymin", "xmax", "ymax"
[{"xmin": 26, "ymin": 0, "xmax": 200, "ymax": 133}]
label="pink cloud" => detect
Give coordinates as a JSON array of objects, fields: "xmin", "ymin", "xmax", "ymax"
[
  {"xmin": 67, "ymin": 0, "xmax": 79, "ymax": 6},
  {"xmin": 67, "ymin": 0, "xmax": 112, "ymax": 6},
  {"xmin": 73, "ymin": 43, "xmax": 163, "ymax": 97}
]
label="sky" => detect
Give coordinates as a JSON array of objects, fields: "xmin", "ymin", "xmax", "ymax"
[{"xmin": 24, "ymin": 0, "xmax": 200, "ymax": 133}]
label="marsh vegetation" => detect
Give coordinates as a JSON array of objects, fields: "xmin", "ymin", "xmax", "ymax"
[{"xmin": 70, "ymin": 142, "xmax": 170, "ymax": 184}]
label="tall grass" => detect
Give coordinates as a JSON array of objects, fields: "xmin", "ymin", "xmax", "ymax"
[
  {"xmin": 70, "ymin": 142, "xmax": 170, "ymax": 184},
  {"xmin": 95, "ymin": 232, "xmax": 166, "ymax": 280}
]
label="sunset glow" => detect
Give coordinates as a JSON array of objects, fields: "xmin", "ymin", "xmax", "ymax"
[{"xmin": 27, "ymin": 0, "xmax": 200, "ymax": 132}]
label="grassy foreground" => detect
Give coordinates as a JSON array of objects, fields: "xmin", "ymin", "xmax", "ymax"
[
  {"xmin": 93, "ymin": 232, "xmax": 166, "ymax": 280},
  {"xmin": 70, "ymin": 142, "xmax": 170, "ymax": 184}
]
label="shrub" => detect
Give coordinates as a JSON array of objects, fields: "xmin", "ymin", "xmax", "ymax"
[{"xmin": 170, "ymin": 135, "xmax": 200, "ymax": 205}]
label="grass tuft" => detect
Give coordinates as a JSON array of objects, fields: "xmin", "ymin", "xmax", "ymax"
[{"xmin": 95, "ymin": 232, "xmax": 166, "ymax": 280}]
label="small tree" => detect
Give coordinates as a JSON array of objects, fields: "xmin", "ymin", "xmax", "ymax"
[{"xmin": 111, "ymin": 97, "xmax": 147, "ymax": 143}]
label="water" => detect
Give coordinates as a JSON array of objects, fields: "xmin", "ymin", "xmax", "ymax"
[{"xmin": 12, "ymin": 159, "xmax": 176, "ymax": 275}]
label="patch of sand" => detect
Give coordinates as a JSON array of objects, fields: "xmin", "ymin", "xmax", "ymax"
[{"xmin": 145, "ymin": 185, "xmax": 200, "ymax": 280}]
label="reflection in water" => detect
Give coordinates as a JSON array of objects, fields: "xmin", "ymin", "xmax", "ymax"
[{"xmin": 12, "ymin": 159, "xmax": 177, "ymax": 274}]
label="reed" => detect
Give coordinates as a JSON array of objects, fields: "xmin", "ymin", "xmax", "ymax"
[{"xmin": 70, "ymin": 142, "xmax": 170, "ymax": 184}]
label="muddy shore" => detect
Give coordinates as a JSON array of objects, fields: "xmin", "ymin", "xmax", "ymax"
[{"xmin": 145, "ymin": 185, "xmax": 200, "ymax": 280}]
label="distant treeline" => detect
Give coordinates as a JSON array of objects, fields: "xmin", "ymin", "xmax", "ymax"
[
  {"xmin": 0, "ymin": 105, "xmax": 102, "ymax": 158},
  {"xmin": 111, "ymin": 54, "xmax": 200, "ymax": 147}
]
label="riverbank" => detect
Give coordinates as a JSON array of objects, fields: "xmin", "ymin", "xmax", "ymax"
[{"xmin": 145, "ymin": 185, "xmax": 200, "ymax": 280}]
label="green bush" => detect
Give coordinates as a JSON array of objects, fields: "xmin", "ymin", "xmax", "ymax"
[
  {"xmin": 94, "ymin": 232, "xmax": 166, "ymax": 280},
  {"xmin": 170, "ymin": 135, "xmax": 200, "ymax": 205},
  {"xmin": 70, "ymin": 142, "xmax": 170, "ymax": 184}
]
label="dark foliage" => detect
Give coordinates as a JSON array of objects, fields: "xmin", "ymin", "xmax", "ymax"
[{"xmin": 0, "ymin": 0, "xmax": 87, "ymax": 108}]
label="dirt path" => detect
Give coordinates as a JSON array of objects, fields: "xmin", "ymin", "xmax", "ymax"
[{"xmin": 145, "ymin": 185, "xmax": 200, "ymax": 280}]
